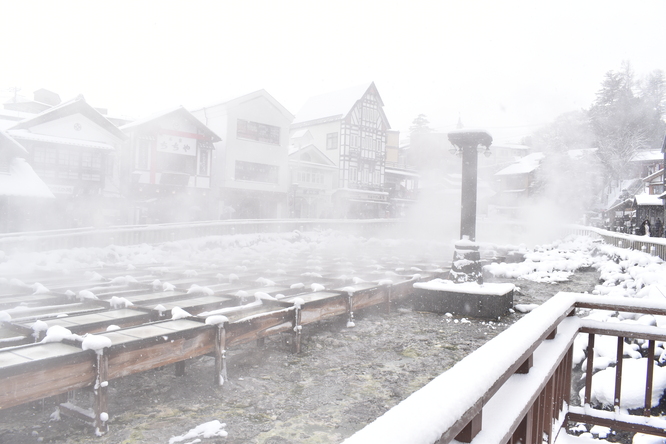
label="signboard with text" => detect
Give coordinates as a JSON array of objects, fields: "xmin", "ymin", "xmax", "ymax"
[{"xmin": 157, "ymin": 134, "xmax": 197, "ymax": 156}]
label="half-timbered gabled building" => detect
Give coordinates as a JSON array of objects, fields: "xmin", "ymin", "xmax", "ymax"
[{"xmin": 291, "ymin": 82, "xmax": 391, "ymax": 218}]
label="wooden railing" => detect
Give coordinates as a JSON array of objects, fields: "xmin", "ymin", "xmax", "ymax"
[
  {"xmin": 568, "ymin": 224, "xmax": 666, "ymax": 260},
  {"xmin": 342, "ymin": 292, "xmax": 666, "ymax": 444}
]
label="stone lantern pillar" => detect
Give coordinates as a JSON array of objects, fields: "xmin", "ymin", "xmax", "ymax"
[{"xmin": 447, "ymin": 129, "xmax": 492, "ymax": 282}]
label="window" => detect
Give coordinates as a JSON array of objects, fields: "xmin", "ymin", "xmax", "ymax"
[
  {"xmin": 237, "ymin": 119, "xmax": 281, "ymax": 145},
  {"xmin": 81, "ymin": 152, "xmax": 102, "ymax": 181},
  {"xmin": 349, "ymin": 167, "xmax": 357, "ymax": 183},
  {"xmin": 297, "ymin": 168, "xmax": 323, "ymax": 185},
  {"xmin": 32, "ymin": 146, "xmax": 104, "ymax": 181},
  {"xmin": 235, "ymin": 161, "xmax": 279, "ymax": 183},
  {"xmin": 326, "ymin": 132, "xmax": 338, "ymax": 150}
]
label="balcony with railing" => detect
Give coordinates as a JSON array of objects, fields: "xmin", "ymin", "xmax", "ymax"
[{"xmin": 343, "ymin": 292, "xmax": 666, "ymax": 444}]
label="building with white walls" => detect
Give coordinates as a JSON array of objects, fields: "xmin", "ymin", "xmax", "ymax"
[
  {"xmin": 191, "ymin": 90, "xmax": 294, "ymax": 219},
  {"xmin": 4, "ymin": 96, "xmax": 126, "ymax": 228}
]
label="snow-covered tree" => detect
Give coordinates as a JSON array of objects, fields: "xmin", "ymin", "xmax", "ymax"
[
  {"xmin": 409, "ymin": 114, "xmax": 433, "ymax": 134},
  {"xmin": 588, "ymin": 62, "xmax": 665, "ymax": 183},
  {"xmin": 530, "ymin": 110, "xmax": 595, "ymax": 154}
]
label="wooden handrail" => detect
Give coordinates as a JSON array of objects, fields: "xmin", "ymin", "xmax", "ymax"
[{"xmin": 343, "ymin": 293, "xmax": 666, "ymax": 444}]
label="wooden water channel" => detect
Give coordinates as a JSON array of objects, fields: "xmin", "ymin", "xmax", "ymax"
[{"xmin": 0, "ymin": 258, "xmax": 444, "ymax": 435}]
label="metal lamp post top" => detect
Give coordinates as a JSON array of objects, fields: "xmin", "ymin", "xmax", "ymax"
[{"xmin": 447, "ymin": 129, "xmax": 493, "ymax": 149}]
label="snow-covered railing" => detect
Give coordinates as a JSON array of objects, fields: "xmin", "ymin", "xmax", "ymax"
[
  {"xmin": 342, "ymin": 292, "xmax": 666, "ymax": 444},
  {"xmin": 0, "ymin": 219, "xmax": 400, "ymax": 252},
  {"xmin": 567, "ymin": 225, "xmax": 666, "ymax": 261}
]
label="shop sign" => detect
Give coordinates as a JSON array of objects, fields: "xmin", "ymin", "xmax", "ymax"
[
  {"xmin": 157, "ymin": 134, "xmax": 197, "ymax": 156},
  {"xmin": 49, "ymin": 184, "xmax": 75, "ymax": 195}
]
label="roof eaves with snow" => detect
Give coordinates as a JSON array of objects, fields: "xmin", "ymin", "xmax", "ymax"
[
  {"xmin": 634, "ymin": 193, "xmax": 664, "ymax": 206},
  {"xmin": 288, "ymin": 144, "xmax": 337, "ymax": 167},
  {"xmin": 630, "ymin": 149, "xmax": 664, "ymax": 162},
  {"xmin": 7, "ymin": 130, "xmax": 117, "ymax": 150},
  {"xmin": 495, "ymin": 152, "xmax": 545, "ymax": 176},
  {"xmin": 292, "ymin": 82, "xmax": 373, "ymax": 126},
  {"xmin": 121, "ymin": 106, "xmax": 222, "ymax": 142},
  {"xmin": 9, "ymin": 95, "xmax": 127, "ymax": 141},
  {"xmin": 606, "ymin": 198, "xmax": 634, "ymax": 212},
  {"xmin": 0, "ymin": 130, "xmax": 28, "ymax": 156}
]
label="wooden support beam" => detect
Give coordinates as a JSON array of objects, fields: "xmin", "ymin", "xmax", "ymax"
[
  {"xmin": 293, "ymin": 307, "xmax": 302, "ymax": 354},
  {"xmin": 174, "ymin": 361, "xmax": 185, "ymax": 377},
  {"xmin": 59, "ymin": 401, "xmax": 95, "ymax": 424},
  {"xmin": 546, "ymin": 327, "xmax": 557, "ymax": 340},
  {"xmin": 346, "ymin": 294, "xmax": 355, "ymax": 327},
  {"xmin": 454, "ymin": 410, "xmax": 482, "ymax": 443},
  {"xmin": 93, "ymin": 352, "xmax": 109, "ymax": 435},
  {"xmin": 510, "ymin": 410, "xmax": 533, "ymax": 444},
  {"xmin": 515, "ymin": 354, "xmax": 533, "ymax": 374},
  {"xmin": 614, "ymin": 337, "xmax": 624, "ymax": 410},
  {"xmin": 584, "ymin": 333, "xmax": 595, "ymax": 405},
  {"xmin": 386, "ymin": 285, "xmax": 392, "ymax": 314},
  {"xmin": 567, "ymin": 409, "xmax": 666, "ymax": 437},
  {"xmin": 645, "ymin": 340, "xmax": 655, "ymax": 416},
  {"xmin": 214, "ymin": 326, "xmax": 227, "ymax": 386}
]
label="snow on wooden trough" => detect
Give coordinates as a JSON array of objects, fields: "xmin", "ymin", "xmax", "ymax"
[{"xmin": 412, "ymin": 278, "xmax": 515, "ymax": 319}]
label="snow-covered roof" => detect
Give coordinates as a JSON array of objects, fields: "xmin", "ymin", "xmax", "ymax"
[
  {"xmin": 643, "ymin": 168, "xmax": 664, "ymax": 183},
  {"xmin": 631, "ymin": 149, "xmax": 664, "ymax": 163},
  {"xmin": 606, "ymin": 198, "xmax": 634, "ymax": 212},
  {"xmin": 567, "ymin": 148, "xmax": 597, "ymax": 160},
  {"xmin": 292, "ymin": 82, "xmax": 374, "ymax": 125},
  {"xmin": 288, "ymin": 144, "xmax": 336, "ymax": 167},
  {"xmin": 634, "ymin": 193, "xmax": 664, "ymax": 206},
  {"xmin": 0, "ymin": 108, "xmax": 35, "ymax": 122},
  {"xmin": 7, "ymin": 129, "xmax": 116, "ymax": 150},
  {"xmin": 0, "ymin": 158, "xmax": 54, "ymax": 198},
  {"xmin": 495, "ymin": 152, "xmax": 545, "ymax": 176},
  {"xmin": 291, "ymin": 129, "xmax": 310, "ymax": 139},
  {"xmin": 384, "ymin": 168, "xmax": 420, "ymax": 178},
  {"xmin": 191, "ymin": 89, "xmax": 294, "ymax": 122},
  {"xmin": 121, "ymin": 106, "xmax": 221, "ymax": 142},
  {"xmin": 9, "ymin": 95, "xmax": 126, "ymax": 141},
  {"xmin": 492, "ymin": 143, "xmax": 530, "ymax": 151}
]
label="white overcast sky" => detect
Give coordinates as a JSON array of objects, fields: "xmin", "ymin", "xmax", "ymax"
[{"xmin": 1, "ymin": 0, "xmax": 664, "ymax": 143}]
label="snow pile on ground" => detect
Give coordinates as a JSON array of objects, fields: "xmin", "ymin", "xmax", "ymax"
[
  {"xmin": 583, "ymin": 358, "xmax": 666, "ymax": 409},
  {"xmin": 168, "ymin": 420, "xmax": 227, "ymax": 443},
  {"xmin": 483, "ymin": 236, "xmax": 602, "ymax": 283}
]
